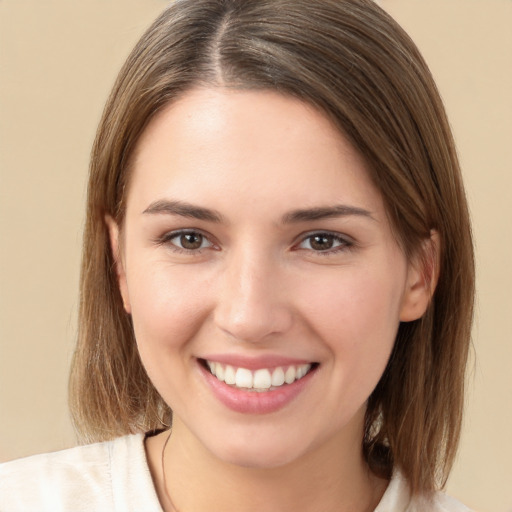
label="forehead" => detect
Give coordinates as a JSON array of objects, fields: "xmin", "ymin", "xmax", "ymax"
[{"xmin": 127, "ymin": 87, "xmax": 384, "ymax": 219}]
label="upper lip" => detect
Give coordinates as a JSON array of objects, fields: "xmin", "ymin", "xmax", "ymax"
[{"xmin": 199, "ymin": 354, "xmax": 317, "ymax": 370}]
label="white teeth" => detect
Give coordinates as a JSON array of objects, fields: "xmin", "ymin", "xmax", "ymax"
[
  {"xmin": 253, "ymin": 369, "xmax": 272, "ymax": 389},
  {"xmin": 215, "ymin": 364, "xmax": 225, "ymax": 381},
  {"xmin": 235, "ymin": 367, "xmax": 253, "ymax": 388},
  {"xmin": 271, "ymin": 367, "xmax": 285, "ymax": 387},
  {"xmin": 284, "ymin": 366, "xmax": 296, "ymax": 384},
  {"xmin": 297, "ymin": 365, "xmax": 308, "ymax": 379},
  {"xmin": 302, "ymin": 363, "xmax": 312, "ymax": 376},
  {"xmin": 206, "ymin": 361, "xmax": 313, "ymax": 390},
  {"xmin": 224, "ymin": 365, "xmax": 236, "ymax": 385}
]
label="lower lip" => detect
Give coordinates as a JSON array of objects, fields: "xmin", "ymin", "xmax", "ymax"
[{"xmin": 198, "ymin": 362, "xmax": 316, "ymax": 415}]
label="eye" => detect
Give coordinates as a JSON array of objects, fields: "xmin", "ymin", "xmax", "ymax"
[
  {"xmin": 162, "ymin": 230, "xmax": 214, "ymax": 252},
  {"xmin": 297, "ymin": 232, "xmax": 352, "ymax": 253}
]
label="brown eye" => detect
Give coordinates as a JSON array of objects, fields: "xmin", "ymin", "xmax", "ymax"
[
  {"xmin": 164, "ymin": 230, "xmax": 213, "ymax": 252},
  {"xmin": 309, "ymin": 234, "xmax": 336, "ymax": 251},
  {"xmin": 180, "ymin": 233, "xmax": 203, "ymax": 250},
  {"xmin": 297, "ymin": 232, "xmax": 351, "ymax": 253}
]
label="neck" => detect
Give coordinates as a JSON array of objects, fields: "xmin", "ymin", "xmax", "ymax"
[{"xmin": 146, "ymin": 415, "xmax": 387, "ymax": 512}]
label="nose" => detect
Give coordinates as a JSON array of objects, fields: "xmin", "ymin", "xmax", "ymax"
[{"xmin": 213, "ymin": 249, "xmax": 293, "ymax": 343}]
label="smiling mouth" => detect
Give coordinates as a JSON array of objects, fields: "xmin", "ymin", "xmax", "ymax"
[{"xmin": 200, "ymin": 359, "xmax": 319, "ymax": 392}]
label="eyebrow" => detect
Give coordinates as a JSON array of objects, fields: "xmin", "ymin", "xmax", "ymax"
[
  {"xmin": 143, "ymin": 200, "xmax": 224, "ymax": 222},
  {"xmin": 143, "ymin": 199, "xmax": 374, "ymax": 224},
  {"xmin": 281, "ymin": 205, "xmax": 375, "ymax": 223}
]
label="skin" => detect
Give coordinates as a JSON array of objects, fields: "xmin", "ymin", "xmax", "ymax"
[{"xmin": 107, "ymin": 88, "xmax": 435, "ymax": 512}]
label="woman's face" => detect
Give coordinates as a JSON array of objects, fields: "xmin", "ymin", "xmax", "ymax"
[{"xmin": 110, "ymin": 88, "xmax": 429, "ymax": 468}]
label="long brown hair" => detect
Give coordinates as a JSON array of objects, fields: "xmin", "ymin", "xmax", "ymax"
[{"xmin": 70, "ymin": 0, "xmax": 474, "ymax": 495}]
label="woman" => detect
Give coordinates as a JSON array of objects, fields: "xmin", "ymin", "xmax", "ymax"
[{"xmin": 0, "ymin": 1, "xmax": 474, "ymax": 510}]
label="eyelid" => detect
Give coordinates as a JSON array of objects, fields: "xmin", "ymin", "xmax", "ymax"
[
  {"xmin": 293, "ymin": 230, "xmax": 355, "ymax": 253},
  {"xmin": 155, "ymin": 228, "xmax": 218, "ymax": 252}
]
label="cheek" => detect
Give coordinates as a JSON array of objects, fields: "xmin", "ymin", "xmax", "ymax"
[
  {"xmin": 124, "ymin": 263, "xmax": 217, "ymax": 408},
  {"xmin": 299, "ymin": 270, "xmax": 403, "ymax": 426},
  {"xmin": 126, "ymin": 262, "xmax": 213, "ymax": 354},
  {"xmin": 303, "ymin": 268, "xmax": 403, "ymax": 335},
  {"xmin": 298, "ymin": 265, "xmax": 404, "ymax": 380}
]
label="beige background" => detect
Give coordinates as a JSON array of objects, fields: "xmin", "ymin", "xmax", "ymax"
[{"xmin": 0, "ymin": 1, "xmax": 511, "ymax": 510}]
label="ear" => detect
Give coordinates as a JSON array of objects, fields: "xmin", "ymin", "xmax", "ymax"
[
  {"xmin": 105, "ymin": 215, "xmax": 131, "ymax": 314},
  {"xmin": 399, "ymin": 231, "xmax": 440, "ymax": 322}
]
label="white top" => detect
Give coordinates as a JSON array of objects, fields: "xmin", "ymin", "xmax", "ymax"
[{"xmin": 0, "ymin": 434, "xmax": 471, "ymax": 512}]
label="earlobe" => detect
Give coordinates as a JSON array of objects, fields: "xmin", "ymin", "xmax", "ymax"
[
  {"xmin": 399, "ymin": 231, "xmax": 440, "ymax": 322},
  {"xmin": 105, "ymin": 215, "xmax": 131, "ymax": 314}
]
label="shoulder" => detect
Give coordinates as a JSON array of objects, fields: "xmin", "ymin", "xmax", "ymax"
[
  {"xmin": 0, "ymin": 433, "xmax": 162, "ymax": 512},
  {"xmin": 376, "ymin": 470, "xmax": 473, "ymax": 512},
  {"xmin": 0, "ymin": 437, "xmax": 115, "ymax": 511},
  {"xmin": 411, "ymin": 492, "xmax": 473, "ymax": 512},
  {"xmin": 429, "ymin": 493, "xmax": 474, "ymax": 512}
]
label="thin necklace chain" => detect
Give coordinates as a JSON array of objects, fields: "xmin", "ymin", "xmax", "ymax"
[
  {"xmin": 160, "ymin": 428, "xmax": 378, "ymax": 512},
  {"xmin": 161, "ymin": 429, "xmax": 179, "ymax": 512}
]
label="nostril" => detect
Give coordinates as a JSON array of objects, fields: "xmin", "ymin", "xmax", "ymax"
[{"xmin": 214, "ymin": 306, "xmax": 294, "ymax": 344}]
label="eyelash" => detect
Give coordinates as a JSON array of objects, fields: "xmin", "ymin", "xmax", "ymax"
[
  {"xmin": 155, "ymin": 229, "xmax": 354, "ymax": 256},
  {"xmin": 294, "ymin": 231, "xmax": 354, "ymax": 255},
  {"xmin": 155, "ymin": 229, "xmax": 216, "ymax": 254}
]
